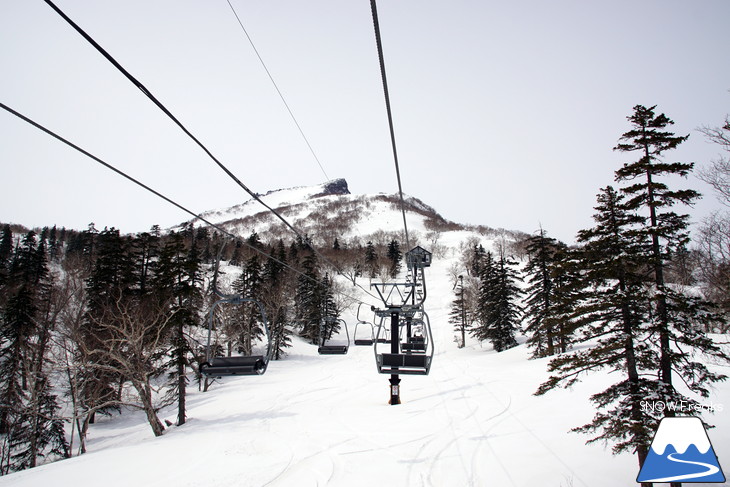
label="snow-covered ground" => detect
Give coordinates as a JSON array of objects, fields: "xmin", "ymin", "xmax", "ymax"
[{"xmin": 2, "ymin": 239, "xmax": 728, "ymax": 487}]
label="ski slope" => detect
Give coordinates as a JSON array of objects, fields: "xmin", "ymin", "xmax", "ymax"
[{"xmin": 1, "ymin": 209, "xmax": 728, "ymax": 486}]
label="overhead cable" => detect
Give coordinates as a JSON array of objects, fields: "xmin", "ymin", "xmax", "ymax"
[
  {"xmin": 369, "ymin": 0, "xmax": 411, "ymax": 251},
  {"xmin": 42, "ymin": 0, "xmax": 379, "ymax": 301},
  {"xmin": 0, "ymin": 101, "xmax": 376, "ymax": 308},
  {"xmin": 225, "ymin": 0, "xmax": 330, "ymax": 183},
  {"xmin": 43, "ymin": 0, "xmax": 312, "ymax": 251}
]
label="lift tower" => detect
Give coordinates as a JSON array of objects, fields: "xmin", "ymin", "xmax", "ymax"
[{"xmin": 371, "ymin": 247, "xmax": 433, "ymax": 405}]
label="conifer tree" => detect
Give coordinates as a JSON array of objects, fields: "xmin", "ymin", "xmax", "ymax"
[
  {"xmin": 319, "ymin": 273, "xmax": 341, "ymax": 343},
  {"xmin": 133, "ymin": 229, "xmax": 160, "ymax": 295},
  {"xmin": 155, "ymin": 231, "xmax": 202, "ymax": 426},
  {"xmin": 523, "ymin": 229, "xmax": 567, "ymax": 357},
  {"xmin": 542, "ymin": 246, "xmax": 583, "ymax": 357},
  {"xmin": 468, "ymin": 243, "xmax": 487, "ymax": 277},
  {"xmin": 0, "ymin": 232, "xmax": 68, "ymax": 472},
  {"xmin": 364, "ymin": 241, "xmax": 377, "ymax": 278},
  {"xmin": 233, "ymin": 254, "xmax": 264, "ymax": 355},
  {"xmin": 536, "ymin": 187, "xmax": 659, "ymax": 474},
  {"xmin": 614, "ymin": 104, "xmax": 699, "ymax": 391},
  {"xmin": 47, "ymin": 225, "xmax": 60, "ymax": 262},
  {"xmin": 0, "ymin": 225, "xmax": 13, "ymax": 289},
  {"xmin": 0, "ymin": 287, "xmax": 35, "ymax": 434},
  {"xmin": 449, "ymin": 276, "xmax": 468, "ymax": 348},
  {"xmin": 472, "ymin": 250, "xmax": 521, "ymax": 352},
  {"xmin": 386, "ymin": 239, "xmax": 402, "ymax": 278},
  {"xmin": 295, "ymin": 253, "xmax": 322, "ymax": 344},
  {"xmin": 0, "ymin": 225, "xmax": 12, "ymax": 265},
  {"xmin": 263, "ymin": 240, "xmax": 291, "ymax": 360},
  {"xmin": 536, "ymin": 186, "xmax": 728, "ymax": 481},
  {"xmin": 80, "ymin": 228, "xmax": 134, "ymax": 426}
]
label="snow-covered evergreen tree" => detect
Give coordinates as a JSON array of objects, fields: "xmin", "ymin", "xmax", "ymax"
[
  {"xmin": 472, "ymin": 249, "xmax": 521, "ymax": 352},
  {"xmin": 263, "ymin": 239, "xmax": 292, "ymax": 360},
  {"xmin": 523, "ymin": 229, "xmax": 569, "ymax": 357},
  {"xmin": 386, "ymin": 239, "xmax": 402, "ymax": 278},
  {"xmin": 449, "ymin": 276, "xmax": 468, "ymax": 348},
  {"xmin": 536, "ymin": 186, "xmax": 659, "ymax": 474},
  {"xmin": 295, "ymin": 253, "xmax": 323, "ymax": 344},
  {"xmin": 614, "ymin": 104, "xmax": 699, "ymax": 392}
]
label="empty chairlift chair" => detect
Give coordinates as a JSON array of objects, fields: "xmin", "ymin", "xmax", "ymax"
[
  {"xmin": 201, "ymin": 296, "xmax": 272, "ymax": 377},
  {"xmin": 400, "ymin": 318, "xmax": 428, "ymax": 352},
  {"xmin": 373, "ymin": 311, "xmax": 434, "ymax": 375},
  {"xmin": 353, "ymin": 303, "xmax": 375, "ymax": 346},
  {"xmin": 318, "ymin": 317, "xmax": 350, "ymax": 355}
]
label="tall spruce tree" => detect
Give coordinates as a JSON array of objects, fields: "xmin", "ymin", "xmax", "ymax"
[
  {"xmin": 262, "ymin": 239, "xmax": 291, "ymax": 360},
  {"xmin": 472, "ymin": 249, "xmax": 521, "ymax": 352},
  {"xmin": 536, "ymin": 186, "xmax": 660, "ymax": 477},
  {"xmin": 523, "ymin": 229, "xmax": 565, "ymax": 357},
  {"xmin": 0, "ymin": 232, "xmax": 68, "ymax": 472},
  {"xmin": 614, "ymin": 104, "xmax": 699, "ymax": 393},
  {"xmin": 155, "ymin": 231, "xmax": 202, "ymax": 426},
  {"xmin": 319, "ymin": 273, "xmax": 340, "ymax": 343},
  {"xmin": 449, "ymin": 276, "xmax": 468, "ymax": 348},
  {"xmin": 233, "ymin": 254, "xmax": 265, "ymax": 356},
  {"xmin": 295, "ymin": 253, "xmax": 322, "ymax": 344},
  {"xmin": 0, "ymin": 225, "xmax": 12, "ymax": 290},
  {"xmin": 386, "ymin": 240, "xmax": 402, "ymax": 278},
  {"xmin": 364, "ymin": 241, "xmax": 377, "ymax": 278}
]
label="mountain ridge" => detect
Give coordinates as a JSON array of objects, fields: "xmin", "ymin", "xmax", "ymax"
[{"xmin": 185, "ymin": 178, "xmax": 524, "ymax": 248}]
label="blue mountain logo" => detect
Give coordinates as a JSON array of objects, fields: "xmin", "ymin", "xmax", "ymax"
[{"xmin": 637, "ymin": 416, "xmax": 725, "ymax": 483}]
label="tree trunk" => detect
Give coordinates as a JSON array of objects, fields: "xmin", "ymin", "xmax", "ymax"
[
  {"xmin": 644, "ymin": 161, "xmax": 673, "ymax": 389},
  {"xmin": 132, "ymin": 380, "xmax": 164, "ymax": 437},
  {"xmin": 177, "ymin": 322, "xmax": 186, "ymax": 426}
]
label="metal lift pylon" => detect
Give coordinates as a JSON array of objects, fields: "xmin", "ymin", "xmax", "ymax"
[{"xmin": 371, "ymin": 246, "xmax": 433, "ymax": 405}]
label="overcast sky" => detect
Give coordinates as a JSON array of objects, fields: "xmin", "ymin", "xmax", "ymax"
[{"xmin": 2, "ymin": 0, "xmax": 729, "ymax": 244}]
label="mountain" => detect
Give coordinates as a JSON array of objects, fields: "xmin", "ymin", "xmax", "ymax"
[{"xmin": 186, "ymin": 178, "xmax": 521, "ymax": 246}]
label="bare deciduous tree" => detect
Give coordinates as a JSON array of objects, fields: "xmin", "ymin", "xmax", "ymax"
[{"xmin": 80, "ymin": 295, "xmax": 177, "ymax": 437}]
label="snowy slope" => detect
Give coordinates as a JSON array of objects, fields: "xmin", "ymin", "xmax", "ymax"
[
  {"xmin": 2, "ymin": 182, "xmax": 728, "ymax": 487},
  {"xmin": 183, "ymin": 178, "xmax": 474, "ymax": 247}
]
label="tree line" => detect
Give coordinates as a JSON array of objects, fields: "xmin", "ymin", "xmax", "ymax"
[
  {"xmin": 0, "ymin": 218, "xmax": 406, "ymax": 474},
  {"xmin": 448, "ymin": 105, "xmax": 730, "ymax": 485}
]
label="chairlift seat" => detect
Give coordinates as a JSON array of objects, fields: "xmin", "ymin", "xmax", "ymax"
[
  {"xmin": 318, "ymin": 345, "xmax": 349, "ymax": 355},
  {"xmin": 354, "ymin": 339, "xmax": 374, "ymax": 346},
  {"xmin": 402, "ymin": 336, "xmax": 426, "ymax": 351},
  {"xmin": 201, "ymin": 356, "xmax": 267, "ymax": 377},
  {"xmin": 377, "ymin": 353, "xmax": 431, "ymax": 375},
  {"xmin": 401, "ymin": 342, "xmax": 427, "ymax": 352}
]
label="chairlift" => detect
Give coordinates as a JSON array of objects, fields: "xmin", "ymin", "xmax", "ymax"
[
  {"xmin": 353, "ymin": 303, "xmax": 376, "ymax": 346},
  {"xmin": 318, "ymin": 317, "xmax": 350, "ymax": 355},
  {"xmin": 373, "ymin": 310, "xmax": 434, "ymax": 375},
  {"xmin": 375, "ymin": 314, "xmax": 390, "ymax": 343},
  {"xmin": 400, "ymin": 317, "xmax": 428, "ymax": 352},
  {"xmin": 201, "ymin": 296, "xmax": 272, "ymax": 377}
]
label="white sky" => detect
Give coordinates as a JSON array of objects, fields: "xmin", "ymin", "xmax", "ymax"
[{"xmin": 1, "ymin": 0, "xmax": 729, "ymax": 243}]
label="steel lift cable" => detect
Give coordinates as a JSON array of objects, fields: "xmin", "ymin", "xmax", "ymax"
[
  {"xmin": 41, "ymin": 0, "xmax": 380, "ymax": 303},
  {"xmin": 225, "ymin": 0, "xmax": 330, "ymax": 183},
  {"xmin": 0, "ymin": 101, "xmax": 377, "ymax": 311},
  {"xmin": 369, "ymin": 0, "xmax": 411, "ymax": 251}
]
